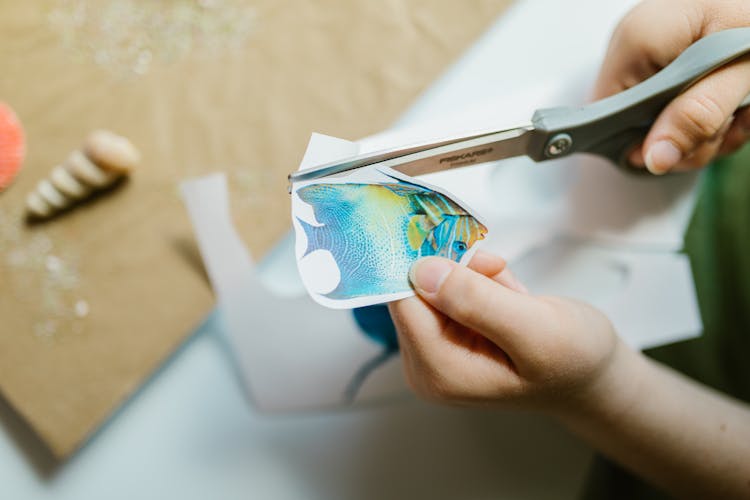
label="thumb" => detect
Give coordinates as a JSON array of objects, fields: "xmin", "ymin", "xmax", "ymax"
[
  {"xmin": 409, "ymin": 256, "xmax": 549, "ymax": 355},
  {"xmin": 643, "ymin": 56, "xmax": 750, "ymax": 174}
]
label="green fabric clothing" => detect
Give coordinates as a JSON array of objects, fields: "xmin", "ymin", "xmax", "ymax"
[{"xmin": 580, "ymin": 146, "xmax": 750, "ymax": 499}]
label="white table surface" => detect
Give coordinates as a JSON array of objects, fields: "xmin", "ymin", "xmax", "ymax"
[
  {"xmin": 2, "ymin": 312, "xmax": 592, "ymax": 500},
  {"xmin": 1, "ymin": 1, "xmax": 642, "ymax": 498}
]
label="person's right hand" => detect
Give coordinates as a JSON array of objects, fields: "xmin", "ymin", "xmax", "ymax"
[{"xmin": 593, "ymin": 0, "xmax": 750, "ymax": 174}]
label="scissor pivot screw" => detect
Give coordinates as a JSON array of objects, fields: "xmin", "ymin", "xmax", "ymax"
[{"xmin": 545, "ymin": 134, "xmax": 573, "ymax": 157}]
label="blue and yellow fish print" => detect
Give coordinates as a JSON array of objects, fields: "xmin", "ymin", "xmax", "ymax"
[{"xmin": 293, "ymin": 169, "xmax": 488, "ymax": 308}]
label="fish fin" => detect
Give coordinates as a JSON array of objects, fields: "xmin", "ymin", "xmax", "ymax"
[
  {"xmin": 419, "ymin": 231, "xmax": 437, "ymax": 256},
  {"xmin": 296, "ymin": 184, "xmax": 332, "ymax": 205},
  {"xmin": 296, "ymin": 184, "xmax": 319, "ymax": 202},
  {"xmin": 380, "ymin": 173, "xmax": 431, "ymax": 191},
  {"xmin": 419, "ymin": 216, "xmax": 458, "ymax": 256},
  {"xmin": 381, "ymin": 181, "xmax": 468, "ymax": 225},
  {"xmin": 296, "ymin": 217, "xmax": 323, "ymax": 257},
  {"xmin": 416, "ymin": 193, "xmax": 468, "ymax": 217},
  {"xmin": 406, "ymin": 214, "xmax": 435, "ymax": 250},
  {"xmin": 404, "ymin": 193, "xmax": 465, "ymax": 229},
  {"xmin": 380, "ymin": 182, "xmax": 431, "ymax": 197},
  {"xmin": 474, "ymin": 218, "xmax": 489, "ymax": 241},
  {"xmin": 297, "ymin": 183, "xmax": 367, "ymax": 206},
  {"xmin": 381, "ymin": 176, "xmax": 470, "ymax": 218},
  {"xmin": 323, "ymin": 279, "xmax": 352, "ymax": 300}
]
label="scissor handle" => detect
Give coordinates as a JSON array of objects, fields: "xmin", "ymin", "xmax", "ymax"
[{"xmin": 527, "ymin": 27, "xmax": 750, "ymax": 168}]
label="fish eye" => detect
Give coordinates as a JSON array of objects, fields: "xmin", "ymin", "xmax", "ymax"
[{"xmin": 453, "ymin": 241, "xmax": 467, "ymax": 253}]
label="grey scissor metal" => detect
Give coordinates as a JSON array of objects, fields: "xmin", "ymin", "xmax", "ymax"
[{"xmin": 289, "ymin": 27, "xmax": 750, "ymax": 189}]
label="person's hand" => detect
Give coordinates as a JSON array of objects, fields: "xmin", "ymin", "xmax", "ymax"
[
  {"xmin": 390, "ymin": 251, "xmax": 750, "ymax": 498},
  {"xmin": 593, "ymin": 0, "xmax": 750, "ymax": 175},
  {"xmin": 388, "ymin": 251, "xmax": 634, "ymax": 414}
]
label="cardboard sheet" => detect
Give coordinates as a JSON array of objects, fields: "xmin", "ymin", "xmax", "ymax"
[{"xmin": 0, "ymin": 0, "xmax": 513, "ymax": 458}]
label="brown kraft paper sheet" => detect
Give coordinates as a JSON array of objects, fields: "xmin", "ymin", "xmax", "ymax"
[{"xmin": 0, "ymin": 0, "xmax": 513, "ymax": 459}]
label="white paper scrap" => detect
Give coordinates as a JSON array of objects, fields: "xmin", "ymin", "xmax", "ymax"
[
  {"xmin": 511, "ymin": 239, "xmax": 702, "ymax": 349},
  {"xmin": 180, "ymin": 174, "xmax": 409, "ymax": 411},
  {"xmin": 561, "ymin": 155, "xmax": 701, "ymax": 250}
]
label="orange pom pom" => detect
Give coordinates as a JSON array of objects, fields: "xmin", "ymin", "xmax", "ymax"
[{"xmin": 0, "ymin": 102, "xmax": 25, "ymax": 192}]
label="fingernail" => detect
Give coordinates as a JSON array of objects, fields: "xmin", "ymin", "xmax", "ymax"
[
  {"xmin": 645, "ymin": 141, "xmax": 681, "ymax": 175},
  {"xmin": 410, "ymin": 257, "xmax": 453, "ymax": 294}
]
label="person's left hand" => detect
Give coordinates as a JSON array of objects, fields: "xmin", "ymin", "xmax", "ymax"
[{"xmin": 388, "ymin": 251, "xmax": 630, "ymax": 414}]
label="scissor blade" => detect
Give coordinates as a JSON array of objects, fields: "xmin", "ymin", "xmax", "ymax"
[
  {"xmin": 288, "ymin": 124, "xmax": 534, "ymax": 187},
  {"xmin": 388, "ymin": 124, "xmax": 534, "ymax": 178}
]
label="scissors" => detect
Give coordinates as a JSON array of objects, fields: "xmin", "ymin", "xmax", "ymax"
[{"xmin": 289, "ymin": 27, "xmax": 750, "ymax": 189}]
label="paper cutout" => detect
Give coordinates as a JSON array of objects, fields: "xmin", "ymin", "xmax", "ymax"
[
  {"xmin": 562, "ymin": 153, "xmax": 700, "ymax": 250},
  {"xmin": 291, "ymin": 142, "xmax": 487, "ymax": 309},
  {"xmin": 180, "ymin": 174, "xmax": 700, "ymax": 413},
  {"xmin": 180, "ymin": 174, "xmax": 408, "ymax": 409}
]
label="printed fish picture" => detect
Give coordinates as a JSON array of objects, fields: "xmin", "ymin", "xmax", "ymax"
[{"xmin": 292, "ymin": 166, "xmax": 488, "ymax": 308}]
